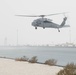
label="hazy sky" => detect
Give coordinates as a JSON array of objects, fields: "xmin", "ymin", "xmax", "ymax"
[{"xmin": 0, "ymin": 0, "xmax": 76, "ymax": 46}]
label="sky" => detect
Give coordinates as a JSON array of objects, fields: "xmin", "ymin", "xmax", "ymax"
[{"xmin": 0, "ymin": 0, "xmax": 76, "ymax": 46}]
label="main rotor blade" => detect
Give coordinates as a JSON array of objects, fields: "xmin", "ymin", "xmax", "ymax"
[
  {"xmin": 46, "ymin": 12, "xmax": 68, "ymax": 16},
  {"xmin": 15, "ymin": 12, "xmax": 68, "ymax": 17},
  {"xmin": 15, "ymin": 15, "xmax": 40, "ymax": 17}
]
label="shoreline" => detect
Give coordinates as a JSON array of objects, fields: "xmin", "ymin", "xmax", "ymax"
[{"xmin": 0, "ymin": 56, "xmax": 65, "ymax": 67}]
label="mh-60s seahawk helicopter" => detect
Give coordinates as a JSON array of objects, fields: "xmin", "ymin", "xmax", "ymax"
[{"xmin": 16, "ymin": 12, "xmax": 70, "ymax": 32}]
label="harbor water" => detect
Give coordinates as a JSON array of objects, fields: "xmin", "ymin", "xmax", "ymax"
[{"xmin": 0, "ymin": 46, "xmax": 76, "ymax": 66}]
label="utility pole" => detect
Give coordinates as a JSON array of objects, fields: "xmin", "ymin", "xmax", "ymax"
[
  {"xmin": 69, "ymin": 30, "xmax": 71, "ymax": 44},
  {"xmin": 17, "ymin": 29, "xmax": 18, "ymax": 46},
  {"xmin": 4, "ymin": 37, "xmax": 7, "ymax": 46}
]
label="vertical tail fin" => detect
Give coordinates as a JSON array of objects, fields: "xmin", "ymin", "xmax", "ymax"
[{"xmin": 60, "ymin": 17, "xmax": 67, "ymax": 27}]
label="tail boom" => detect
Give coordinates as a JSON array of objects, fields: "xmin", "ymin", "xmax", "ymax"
[{"xmin": 59, "ymin": 17, "xmax": 67, "ymax": 28}]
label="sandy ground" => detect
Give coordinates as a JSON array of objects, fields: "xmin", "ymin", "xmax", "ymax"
[{"xmin": 0, "ymin": 58, "xmax": 63, "ymax": 75}]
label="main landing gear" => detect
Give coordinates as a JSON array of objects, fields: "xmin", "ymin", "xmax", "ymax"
[
  {"xmin": 35, "ymin": 27, "xmax": 45, "ymax": 29},
  {"xmin": 58, "ymin": 29, "xmax": 60, "ymax": 32},
  {"xmin": 35, "ymin": 27, "xmax": 37, "ymax": 29}
]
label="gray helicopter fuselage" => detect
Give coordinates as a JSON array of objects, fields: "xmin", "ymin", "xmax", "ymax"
[{"xmin": 32, "ymin": 18, "xmax": 60, "ymax": 28}]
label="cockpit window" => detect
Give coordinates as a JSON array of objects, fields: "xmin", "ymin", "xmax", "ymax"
[{"xmin": 36, "ymin": 20, "xmax": 41, "ymax": 24}]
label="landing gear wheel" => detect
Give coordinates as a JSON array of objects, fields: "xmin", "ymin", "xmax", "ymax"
[
  {"xmin": 35, "ymin": 27, "xmax": 37, "ymax": 29},
  {"xmin": 58, "ymin": 29, "xmax": 60, "ymax": 32}
]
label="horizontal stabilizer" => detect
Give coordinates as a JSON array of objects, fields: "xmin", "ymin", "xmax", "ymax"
[{"xmin": 62, "ymin": 25, "xmax": 70, "ymax": 28}]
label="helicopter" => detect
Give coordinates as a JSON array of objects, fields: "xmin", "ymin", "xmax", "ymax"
[{"xmin": 16, "ymin": 12, "xmax": 70, "ymax": 32}]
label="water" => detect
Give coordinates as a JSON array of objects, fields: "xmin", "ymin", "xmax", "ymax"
[{"xmin": 0, "ymin": 46, "xmax": 76, "ymax": 66}]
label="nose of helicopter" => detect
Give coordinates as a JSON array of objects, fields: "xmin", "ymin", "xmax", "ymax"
[{"xmin": 32, "ymin": 21, "xmax": 36, "ymax": 26}]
